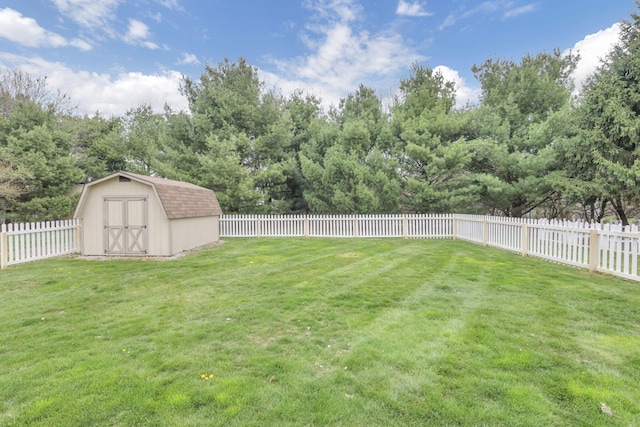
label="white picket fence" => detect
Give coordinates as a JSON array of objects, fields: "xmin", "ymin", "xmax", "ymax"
[
  {"xmin": 2, "ymin": 215, "xmax": 639, "ymax": 283},
  {"xmin": 453, "ymin": 214, "xmax": 640, "ymax": 281},
  {"xmin": 219, "ymin": 214, "xmax": 454, "ymax": 239},
  {"xmin": 221, "ymin": 214, "xmax": 640, "ymax": 282},
  {"xmin": 0, "ymin": 220, "xmax": 80, "ymax": 269}
]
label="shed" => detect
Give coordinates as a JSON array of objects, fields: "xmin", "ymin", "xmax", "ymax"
[{"xmin": 73, "ymin": 171, "xmax": 222, "ymax": 256}]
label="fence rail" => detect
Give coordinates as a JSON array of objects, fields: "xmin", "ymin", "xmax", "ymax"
[
  {"xmin": 219, "ymin": 214, "xmax": 454, "ymax": 239},
  {"xmin": 221, "ymin": 214, "xmax": 640, "ymax": 282},
  {"xmin": 452, "ymin": 214, "xmax": 640, "ymax": 281},
  {"xmin": 2, "ymin": 215, "xmax": 640, "ymax": 283},
  {"xmin": 0, "ymin": 220, "xmax": 80, "ymax": 269}
]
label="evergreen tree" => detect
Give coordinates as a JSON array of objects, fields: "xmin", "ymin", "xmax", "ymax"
[
  {"xmin": 567, "ymin": 4, "xmax": 640, "ymax": 224},
  {"xmin": 392, "ymin": 64, "xmax": 481, "ymax": 213},
  {"xmin": 470, "ymin": 51, "xmax": 578, "ymax": 217},
  {"xmin": 301, "ymin": 85, "xmax": 401, "ymax": 213}
]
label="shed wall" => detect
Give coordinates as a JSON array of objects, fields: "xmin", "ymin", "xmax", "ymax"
[
  {"xmin": 76, "ymin": 177, "xmax": 171, "ymax": 256},
  {"xmin": 169, "ymin": 216, "xmax": 219, "ymax": 254}
]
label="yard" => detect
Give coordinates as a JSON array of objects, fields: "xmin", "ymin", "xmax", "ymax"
[{"xmin": 0, "ymin": 238, "xmax": 638, "ymax": 426}]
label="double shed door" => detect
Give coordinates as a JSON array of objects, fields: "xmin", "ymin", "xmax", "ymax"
[{"xmin": 103, "ymin": 196, "xmax": 148, "ymax": 255}]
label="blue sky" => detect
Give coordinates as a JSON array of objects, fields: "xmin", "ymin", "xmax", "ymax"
[{"xmin": 0, "ymin": 0, "xmax": 635, "ymax": 116}]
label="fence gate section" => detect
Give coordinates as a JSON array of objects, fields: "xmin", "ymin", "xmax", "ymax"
[{"xmin": 103, "ymin": 196, "xmax": 148, "ymax": 255}]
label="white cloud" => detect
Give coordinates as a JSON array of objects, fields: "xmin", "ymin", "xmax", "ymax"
[
  {"xmin": 143, "ymin": 41, "xmax": 161, "ymax": 50},
  {"xmin": 0, "ymin": 8, "xmax": 91, "ymax": 51},
  {"xmin": 155, "ymin": 0, "xmax": 182, "ymax": 10},
  {"xmin": 260, "ymin": 69, "xmax": 311, "ymax": 99},
  {"xmin": 431, "ymin": 21, "xmax": 619, "ymax": 107},
  {"xmin": 51, "ymin": 0, "xmax": 120, "ymax": 30},
  {"xmin": 127, "ymin": 19, "xmax": 151, "ymax": 40},
  {"xmin": 304, "ymin": 0, "xmax": 362, "ymax": 23},
  {"xmin": 149, "ymin": 12, "xmax": 163, "ymax": 23},
  {"xmin": 438, "ymin": 14, "xmax": 456, "ymax": 31},
  {"xmin": 503, "ymin": 3, "xmax": 538, "ymax": 19},
  {"xmin": 564, "ymin": 23, "xmax": 621, "ymax": 95},
  {"xmin": 124, "ymin": 19, "xmax": 159, "ymax": 49},
  {"xmin": 69, "ymin": 38, "xmax": 93, "ymax": 50},
  {"xmin": 0, "ymin": 53, "xmax": 188, "ymax": 116},
  {"xmin": 396, "ymin": 1, "xmax": 433, "ymax": 17},
  {"xmin": 177, "ymin": 53, "xmax": 200, "ymax": 65},
  {"xmin": 433, "ymin": 65, "xmax": 481, "ymax": 108},
  {"xmin": 262, "ymin": 1, "xmax": 424, "ymax": 109},
  {"xmin": 439, "ymin": 1, "xmax": 537, "ymax": 30}
]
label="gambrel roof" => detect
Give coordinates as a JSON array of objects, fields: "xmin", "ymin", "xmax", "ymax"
[{"xmin": 74, "ymin": 171, "xmax": 223, "ymax": 219}]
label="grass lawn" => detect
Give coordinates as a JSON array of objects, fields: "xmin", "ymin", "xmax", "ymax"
[{"xmin": 0, "ymin": 238, "xmax": 639, "ymax": 426}]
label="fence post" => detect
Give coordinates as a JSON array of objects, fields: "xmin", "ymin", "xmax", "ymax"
[
  {"xmin": 521, "ymin": 223, "xmax": 528, "ymax": 257},
  {"xmin": 304, "ymin": 216, "xmax": 309, "ymax": 238},
  {"xmin": 1, "ymin": 223, "xmax": 7, "ymax": 270},
  {"xmin": 483, "ymin": 220, "xmax": 488, "ymax": 247},
  {"xmin": 402, "ymin": 216, "xmax": 409, "ymax": 239},
  {"xmin": 353, "ymin": 217, "xmax": 359, "ymax": 237},
  {"xmin": 75, "ymin": 219, "xmax": 82, "ymax": 254},
  {"xmin": 589, "ymin": 229, "xmax": 599, "ymax": 273},
  {"xmin": 450, "ymin": 215, "xmax": 456, "ymax": 240}
]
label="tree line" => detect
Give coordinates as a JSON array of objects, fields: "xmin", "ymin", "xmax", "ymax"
[{"xmin": 2, "ymin": 7, "xmax": 640, "ymax": 224}]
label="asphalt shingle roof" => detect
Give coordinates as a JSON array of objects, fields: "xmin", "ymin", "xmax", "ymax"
[{"xmin": 114, "ymin": 172, "xmax": 223, "ymax": 219}]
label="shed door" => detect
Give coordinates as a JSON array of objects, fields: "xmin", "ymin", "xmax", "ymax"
[{"xmin": 104, "ymin": 196, "xmax": 148, "ymax": 255}]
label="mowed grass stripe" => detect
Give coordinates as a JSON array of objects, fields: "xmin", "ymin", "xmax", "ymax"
[{"xmin": 0, "ymin": 238, "xmax": 638, "ymax": 426}]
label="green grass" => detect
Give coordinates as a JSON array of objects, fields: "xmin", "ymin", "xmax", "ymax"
[{"xmin": 1, "ymin": 238, "xmax": 639, "ymax": 426}]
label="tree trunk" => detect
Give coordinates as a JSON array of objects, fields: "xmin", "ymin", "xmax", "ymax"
[{"xmin": 611, "ymin": 196, "xmax": 629, "ymax": 226}]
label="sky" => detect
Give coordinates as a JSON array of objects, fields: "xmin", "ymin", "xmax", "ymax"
[{"xmin": 0, "ymin": 0, "xmax": 636, "ymax": 117}]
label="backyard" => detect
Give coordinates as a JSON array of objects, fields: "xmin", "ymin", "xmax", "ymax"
[{"xmin": 0, "ymin": 238, "xmax": 638, "ymax": 426}]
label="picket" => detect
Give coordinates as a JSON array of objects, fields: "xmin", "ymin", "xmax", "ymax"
[
  {"xmin": 3, "ymin": 214, "xmax": 640, "ymax": 283},
  {"xmin": 208, "ymin": 213, "xmax": 637, "ymax": 282},
  {"xmin": 219, "ymin": 214, "xmax": 456, "ymax": 239},
  {"xmin": 596, "ymin": 229, "xmax": 640, "ymax": 281},
  {"xmin": 454, "ymin": 215, "xmax": 485, "ymax": 244},
  {"xmin": 527, "ymin": 223, "xmax": 592, "ymax": 268},
  {"xmin": 0, "ymin": 219, "xmax": 80, "ymax": 269}
]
